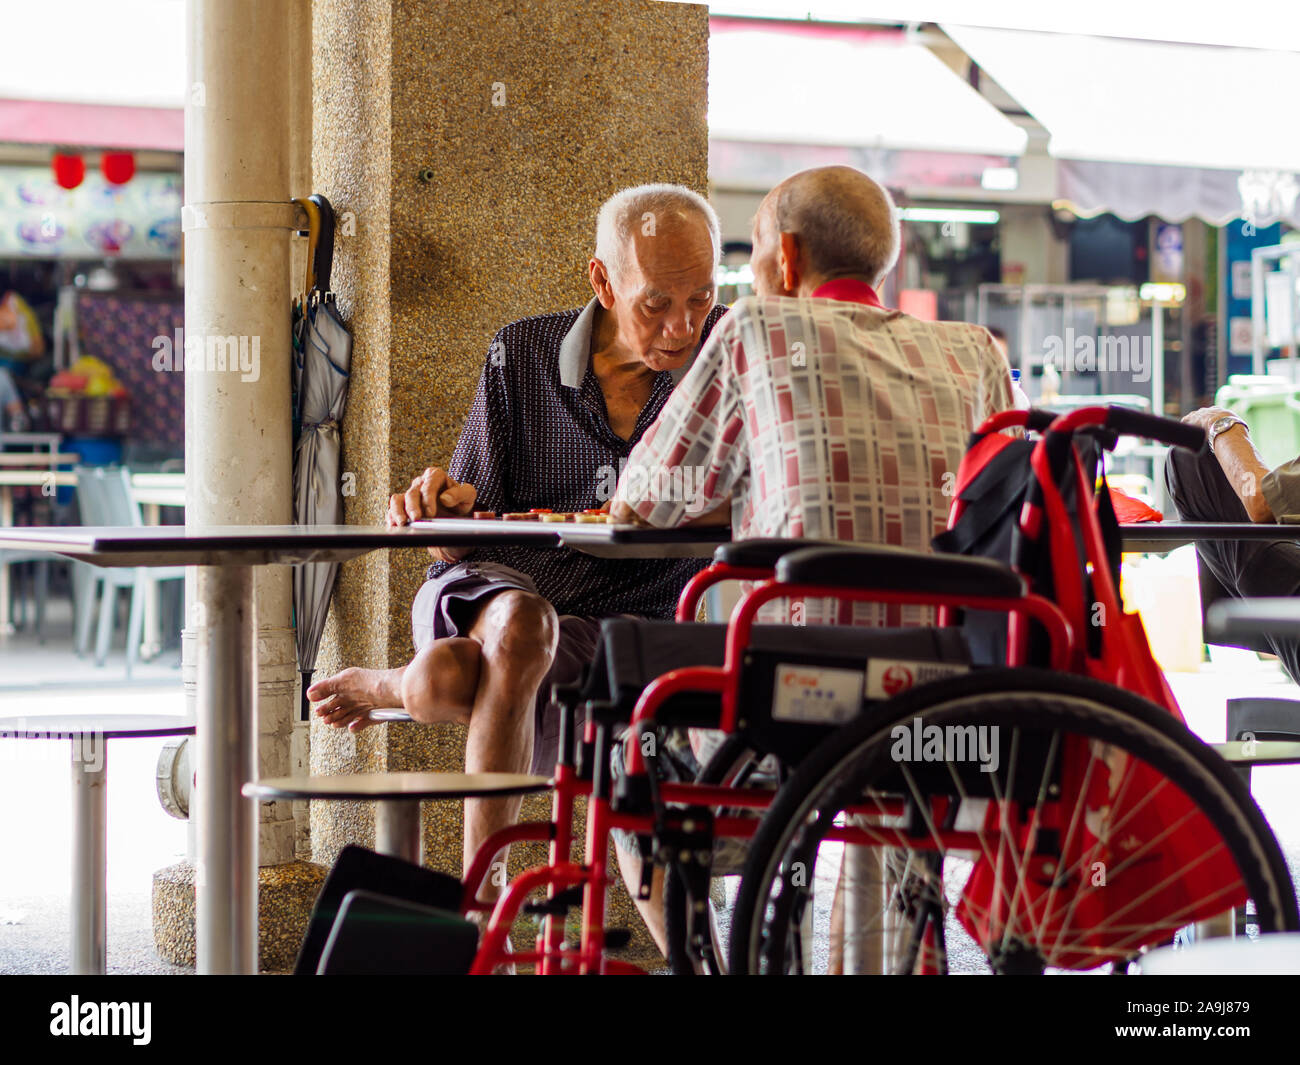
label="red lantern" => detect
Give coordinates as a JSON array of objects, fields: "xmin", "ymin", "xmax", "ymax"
[
  {"xmin": 101, "ymin": 151, "xmax": 136, "ymax": 185},
  {"xmin": 52, "ymin": 153, "xmax": 85, "ymax": 190}
]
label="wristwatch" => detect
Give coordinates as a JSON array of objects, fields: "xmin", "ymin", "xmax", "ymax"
[{"xmin": 1207, "ymin": 415, "xmax": 1247, "ymax": 450}]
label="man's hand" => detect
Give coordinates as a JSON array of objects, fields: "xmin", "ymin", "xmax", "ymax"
[
  {"xmin": 389, "ymin": 467, "xmax": 477, "ymax": 561},
  {"xmin": 608, "ymin": 499, "xmax": 647, "ymax": 526}
]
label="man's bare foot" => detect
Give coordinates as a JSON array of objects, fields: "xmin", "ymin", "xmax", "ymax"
[{"xmin": 307, "ymin": 666, "xmax": 405, "ymax": 731}]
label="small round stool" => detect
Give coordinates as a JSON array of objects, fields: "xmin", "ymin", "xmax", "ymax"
[
  {"xmin": 0, "ymin": 713, "xmax": 196, "ymax": 974},
  {"xmin": 243, "ymin": 772, "xmax": 552, "ymax": 865}
]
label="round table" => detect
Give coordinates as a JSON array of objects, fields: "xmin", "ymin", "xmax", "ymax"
[
  {"xmin": 1141, "ymin": 932, "xmax": 1300, "ymax": 974},
  {"xmin": 0, "ymin": 714, "xmax": 196, "ymax": 975},
  {"xmin": 243, "ymin": 772, "xmax": 552, "ymax": 865}
]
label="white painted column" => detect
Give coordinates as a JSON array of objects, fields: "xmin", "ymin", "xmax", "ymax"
[{"xmin": 181, "ymin": 0, "xmax": 298, "ymax": 950}]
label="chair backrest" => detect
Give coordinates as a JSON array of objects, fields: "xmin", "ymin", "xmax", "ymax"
[{"xmin": 75, "ymin": 465, "xmax": 142, "ymax": 528}]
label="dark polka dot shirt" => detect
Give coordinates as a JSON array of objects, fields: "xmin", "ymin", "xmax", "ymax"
[{"xmin": 425, "ymin": 300, "xmax": 730, "ymax": 619}]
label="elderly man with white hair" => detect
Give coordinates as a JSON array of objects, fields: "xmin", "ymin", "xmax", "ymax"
[{"xmin": 307, "ymin": 184, "xmax": 727, "ymax": 910}]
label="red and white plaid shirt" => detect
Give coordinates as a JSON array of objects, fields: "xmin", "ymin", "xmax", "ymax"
[{"xmin": 613, "ymin": 279, "xmax": 1015, "ymax": 625}]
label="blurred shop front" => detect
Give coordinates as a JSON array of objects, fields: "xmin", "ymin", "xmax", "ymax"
[
  {"xmin": 0, "ymin": 24, "xmax": 185, "ymax": 648},
  {"xmin": 0, "ymin": 153, "xmax": 184, "ymax": 470},
  {"xmin": 707, "ymin": 16, "xmax": 1300, "ymax": 450}
]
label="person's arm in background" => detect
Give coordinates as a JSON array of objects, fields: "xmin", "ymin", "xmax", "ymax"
[
  {"xmin": 1182, "ymin": 406, "xmax": 1275, "ymax": 522},
  {"xmin": 610, "ymin": 313, "xmax": 745, "ymax": 528}
]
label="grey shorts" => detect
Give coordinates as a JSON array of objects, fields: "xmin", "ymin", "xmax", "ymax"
[{"xmin": 411, "ymin": 561, "xmax": 604, "ymax": 777}]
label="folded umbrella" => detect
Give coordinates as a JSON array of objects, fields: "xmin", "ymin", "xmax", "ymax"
[{"xmin": 292, "ymin": 194, "xmax": 353, "ymax": 720}]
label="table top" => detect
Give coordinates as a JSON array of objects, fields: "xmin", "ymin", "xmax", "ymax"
[
  {"xmin": 0, "ymin": 452, "xmax": 80, "ymax": 467},
  {"xmin": 1209, "ymin": 740, "xmax": 1300, "ymax": 766},
  {"xmin": 1207, "ymin": 599, "xmax": 1300, "ymax": 640},
  {"xmin": 0, "ymin": 714, "xmax": 195, "ymax": 739},
  {"xmin": 410, "ymin": 516, "xmax": 729, "ymax": 557},
  {"xmin": 0, "ymin": 432, "xmax": 61, "ymax": 448},
  {"xmin": 244, "ymin": 771, "xmax": 552, "ymax": 801},
  {"xmin": 1141, "ymin": 933, "xmax": 1300, "ymax": 975},
  {"xmin": 1120, "ymin": 521, "xmax": 1300, "ymax": 553},
  {"xmin": 0, "ymin": 522, "xmax": 732, "ymax": 566},
  {"xmin": 0, "ymin": 470, "xmax": 78, "ymax": 487}
]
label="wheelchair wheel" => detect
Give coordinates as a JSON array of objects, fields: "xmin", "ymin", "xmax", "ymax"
[
  {"xmin": 729, "ymin": 668, "xmax": 1299, "ymax": 975},
  {"xmin": 662, "ymin": 735, "xmax": 773, "ymax": 975}
]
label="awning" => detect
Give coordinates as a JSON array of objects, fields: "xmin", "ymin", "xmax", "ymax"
[
  {"xmin": 702, "ymin": 2, "xmax": 1300, "ymax": 52},
  {"xmin": 709, "ymin": 20, "xmax": 1028, "ymax": 158},
  {"xmin": 0, "ymin": 100, "xmax": 183, "ymax": 152},
  {"xmin": 944, "ymin": 25, "xmax": 1300, "ymax": 173},
  {"xmin": 1055, "ymin": 159, "xmax": 1300, "ymax": 228}
]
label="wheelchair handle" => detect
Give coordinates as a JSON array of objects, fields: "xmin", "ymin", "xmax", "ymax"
[{"xmin": 1105, "ymin": 406, "xmax": 1205, "ymax": 452}]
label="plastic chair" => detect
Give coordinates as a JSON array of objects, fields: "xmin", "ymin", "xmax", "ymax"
[
  {"xmin": 0, "ymin": 549, "xmax": 50, "ymax": 640},
  {"xmin": 73, "ymin": 466, "xmax": 185, "ymax": 677}
]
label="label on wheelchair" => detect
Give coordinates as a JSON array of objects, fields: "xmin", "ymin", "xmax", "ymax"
[
  {"xmin": 772, "ymin": 664, "xmax": 866, "ymax": 724},
  {"xmin": 864, "ymin": 659, "xmax": 969, "ymax": 699}
]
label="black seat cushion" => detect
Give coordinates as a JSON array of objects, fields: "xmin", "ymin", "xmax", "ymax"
[
  {"xmin": 596, "ymin": 617, "xmax": 970, "ymax": 737},
  {"xmin": 776, "ymin": 544, "xmax": 1024, "ymax": 599},
  {"xmin": 294, "ymin": 844, "xmax": 465, "ymax": 975},
  {"xmin": 317, "ymin": 890, "xmax": 478, "ymax": 976},
  {"xmin": 713, "ymin": 538, "xmax": 846, "ymax": 570}
]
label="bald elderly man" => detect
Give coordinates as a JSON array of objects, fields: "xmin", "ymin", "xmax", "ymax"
[
  {"xmin": 610, "ymin": 165, "xmax": 1015, "ymax": 954},
  {"xmin": 308, "ymin": 184, "xmax": 728, "ymax": 912}
]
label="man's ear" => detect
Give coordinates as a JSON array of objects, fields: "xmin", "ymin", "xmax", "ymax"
[
  {"xmin": 589, "ymin": 258, "xmax": 616, "ymax": 309},
  {"xmin": 778, "ymin": 232, "xmax": 801, "ymax": 296}
]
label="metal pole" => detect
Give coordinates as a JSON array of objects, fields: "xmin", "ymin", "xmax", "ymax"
[
  {"xmin": 194, "ymin": 564, "xmax": 258, "ymax": 974},
  {"xmin": 374, "ymin": 800, "xmax": 422, "ymax": 865},
  {"xmin": 183, "ymin": 0, "xmax": 296, "ymax": 966},
  {"xmin": 0, "ymin": 486, "xmax": 13, "ymax": 636},
  {"xmin": 70, "ymin": 735, "xmax": 107, "ymax": 974},
  {"xmin": 1252, "ymin": 247, "xmax": 1268, "ymax": 376}
]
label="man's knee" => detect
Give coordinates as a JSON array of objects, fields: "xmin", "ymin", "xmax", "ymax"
[{"xmin": 477, "ymin": 589, "xmax": 559, "ymax": 665}]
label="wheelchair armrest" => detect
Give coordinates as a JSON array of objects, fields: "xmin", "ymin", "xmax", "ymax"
[
  {"xmin": 713, "ymin": 537, "xmax": 846, "ymax": 570},
  {"xmin": 775, "ymin": 544, "xmax": 1025, "ymax": 599}
]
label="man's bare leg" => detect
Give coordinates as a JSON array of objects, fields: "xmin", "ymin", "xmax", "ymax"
[
  {"xmin": 456, "ymin": 590, "xmax": 558, "ymax": 901},
  {"xmin": 309, "ymin": 589, "xmax": 557, "ymax": 902}
]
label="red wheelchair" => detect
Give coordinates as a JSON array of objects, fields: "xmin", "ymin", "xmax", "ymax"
[{"xmin": 306, "ymin": 406, "xmax": 1298, "ymax": 975}]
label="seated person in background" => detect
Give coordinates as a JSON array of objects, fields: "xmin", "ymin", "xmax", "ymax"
[
  {"xmin": 1166, "ymin": 406, "xmax": 1300, "ymax": 685},
  {"xmin": 0, "ymin": 366, "xmax": 24, "ymax": 430},
  {"xmin": 608, "ymin": 164, "xmax": 1015, "ymax": 949}
]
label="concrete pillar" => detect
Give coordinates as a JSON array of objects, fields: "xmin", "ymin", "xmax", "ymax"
[
  {"xmin": 287, "ymin": 0, "xmax": 315, "ymax": 864},
  {"xmin": 154, "ymin": 0, "xmax": 326, "ymax": 972},
  {"xmin": 309, "ymin": 0, "xmax": 711, "ymax": 966}
]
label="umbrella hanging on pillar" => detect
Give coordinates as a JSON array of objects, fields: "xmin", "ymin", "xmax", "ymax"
[{"xmin": 292, "ymin": 193, "xmax": 353, "ymax": 720}]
